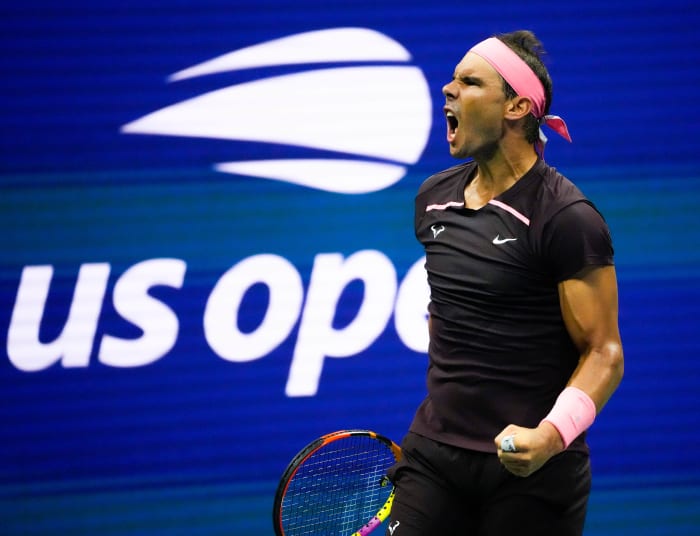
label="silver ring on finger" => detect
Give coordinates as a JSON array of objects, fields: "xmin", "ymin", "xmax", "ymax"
[{"xmin": 501, "ymin": 434, "xmax": 517, "ymax": 453}]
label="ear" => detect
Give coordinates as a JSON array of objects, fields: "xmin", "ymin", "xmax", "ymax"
[{"xmin": 503, "ymin": 96, "xmax": 533, "ymax": 120}]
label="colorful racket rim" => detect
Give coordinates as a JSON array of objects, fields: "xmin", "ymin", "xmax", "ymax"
[{"xmin": 272, "ymin": 429, "xmax": 402, "ymax": 536}]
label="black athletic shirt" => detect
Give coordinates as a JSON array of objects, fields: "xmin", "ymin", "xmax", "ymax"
[{"xmin": 409, "ymin": 158, "xmax": 614, "ymax": 454}]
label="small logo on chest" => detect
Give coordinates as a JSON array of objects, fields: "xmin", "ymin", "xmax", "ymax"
[
  {"xmin": 431, "ymin": 224, "xmax": 445, "ymax": 238},
  {"xmin": 492, "ymin": 234, "xmax": 517, "ymax": 245}
]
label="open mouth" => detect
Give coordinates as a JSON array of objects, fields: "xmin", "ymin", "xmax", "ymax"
[{"xmin": 445, "ymin": 110, "xmax": 458, "ymax": 141}]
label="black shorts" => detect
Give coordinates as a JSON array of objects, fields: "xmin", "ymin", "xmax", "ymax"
[{"xmin": 385, "ymin": 432, "xmax": 591, "ymax": 536}]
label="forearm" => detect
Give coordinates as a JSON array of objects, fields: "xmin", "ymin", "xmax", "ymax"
[
  {"xmin": 540, "ymin": 341, "xmax": 623, "ymax": 449},
  {"xmin": 567, "ymin": 340, "xmax": 624, "ymax": 413}
]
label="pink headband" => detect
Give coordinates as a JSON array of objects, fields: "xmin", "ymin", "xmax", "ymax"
[{"xmin": 469, "ymin": 37, "xmax": 571, "ymax": 151}]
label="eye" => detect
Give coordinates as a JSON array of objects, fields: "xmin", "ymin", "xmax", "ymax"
[{"xmin": 460, "ymin": 76, "xmax": 479, "ymax": 86}]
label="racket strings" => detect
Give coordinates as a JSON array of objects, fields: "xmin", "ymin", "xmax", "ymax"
[{"xmin": 281, "ymin": 435, "xmax": 395, "ymax": 535}]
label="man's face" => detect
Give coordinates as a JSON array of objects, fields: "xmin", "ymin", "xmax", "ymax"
[{"xmin": 442, "ymin": 52, "xmax": 507, "ymax": 159}]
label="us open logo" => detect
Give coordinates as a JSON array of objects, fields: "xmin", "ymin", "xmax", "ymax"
[
  {"xmin": 120, "ymin": 27, "xmax": 432, "ymax": 194},
  {"xmin": 5, "ymin": 29, "xmax": 434, "ymax": 396}
]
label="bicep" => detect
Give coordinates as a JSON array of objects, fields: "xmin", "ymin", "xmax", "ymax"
[
  {"xmin": 558, "ymin": 265, "xmax": 620, "ymax": 352},
  {"xmin": 558, "ymin": 265, "xmax": 624, "ymax": 410}
]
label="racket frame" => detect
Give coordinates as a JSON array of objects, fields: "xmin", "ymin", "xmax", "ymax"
[{"xmin": 272, "ymin": 429, "xmax": 401, "ymax": 536}]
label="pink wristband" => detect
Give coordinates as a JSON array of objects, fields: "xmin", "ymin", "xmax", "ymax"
[{"xmin": 541, "ymin": 386, "xmax": 597, "ymax": 448}]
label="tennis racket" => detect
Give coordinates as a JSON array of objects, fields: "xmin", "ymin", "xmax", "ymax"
[{"xmin": 272, "ymin": 429, "xmax": 402, "ymax": 536}]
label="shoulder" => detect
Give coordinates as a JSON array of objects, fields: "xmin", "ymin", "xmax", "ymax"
[
  {"xmin": 417, "ymin": 161, "xmax": 475, "ymax": 198},
  {"xmin": 531, "ymin": 165, "xmax": 614, "ymax": 277},
  {"xmin": 529, "ymin": 162, "xmax": 604, "ymax": 229},
  {"xmin": 537, "ymin": 163, "xmax": 587, "ymax": 209}
]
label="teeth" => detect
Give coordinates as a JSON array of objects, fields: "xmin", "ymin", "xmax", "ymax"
[{"xmin": 446, "ymin": 111, "xmax": 455, "ymax": 117}]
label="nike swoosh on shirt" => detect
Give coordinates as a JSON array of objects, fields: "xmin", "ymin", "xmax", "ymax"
[{"xmin": 492, "ymin": 235, "xmax": 518, "ymax": 245}]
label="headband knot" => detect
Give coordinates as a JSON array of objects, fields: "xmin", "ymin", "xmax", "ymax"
[{"xmin": 469, "ymin": 37, "xmax": 571, "ymax": 154}]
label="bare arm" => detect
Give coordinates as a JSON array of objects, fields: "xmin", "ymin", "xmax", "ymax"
[
  {"xmin": 495, "ymin": 265, "xmax": 624, "ymax": 476},
  {"xmin": 558, "ymin": 265, "xmax": 624, "ymax": 412}
]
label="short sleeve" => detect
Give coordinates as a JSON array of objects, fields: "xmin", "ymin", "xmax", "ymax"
[{"xmin": 543, "ymin": 201, "xmax": 614, "ymax": 282}]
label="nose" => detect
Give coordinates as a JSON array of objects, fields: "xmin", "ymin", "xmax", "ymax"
[{"xmin": 442, "ymin": 80, "xmax": 456, "ymax": 100}]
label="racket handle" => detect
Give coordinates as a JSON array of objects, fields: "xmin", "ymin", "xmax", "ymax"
[{"xmin": 350, "ymin": 489, "xmax": 395, "ymax": 536}]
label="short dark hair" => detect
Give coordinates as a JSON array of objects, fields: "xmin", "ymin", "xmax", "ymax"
[{"xmin": 495, "ymin": 30, "xmax": 553, "ymax": 144}]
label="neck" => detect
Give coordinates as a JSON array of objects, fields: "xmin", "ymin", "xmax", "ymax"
[{"xmin": 473, "ymin": 140, "xmax": 538, "ymax": 194}]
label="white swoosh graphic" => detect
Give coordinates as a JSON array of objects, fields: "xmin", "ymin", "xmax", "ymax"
[
  {"xmin": 121, "ymin": 66, "xmax": 431, "ymax": 164},
  {"xmin": 169, "ymin": 27, "xmax": 412, "ymax": 81},
  {"xmin": 493, "ymin": 236, "xmax": 518, "ymax": 244},
  {"xmin": 121, "ymin": 28, "xmax": 433, "ymax": 193},
  {"xmin": 216, "ymin": 159, "xmax": 406, "ymax": 194}
]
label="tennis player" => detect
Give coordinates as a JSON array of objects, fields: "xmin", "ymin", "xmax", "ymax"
[{"xmin": 385, "ymin": 30, "xmax": 624, "ymax": 535}]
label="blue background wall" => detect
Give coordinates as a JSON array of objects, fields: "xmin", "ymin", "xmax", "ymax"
[{"xmin": 1, "ymin": 1, "xmax": 699, "ymax": 534}]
